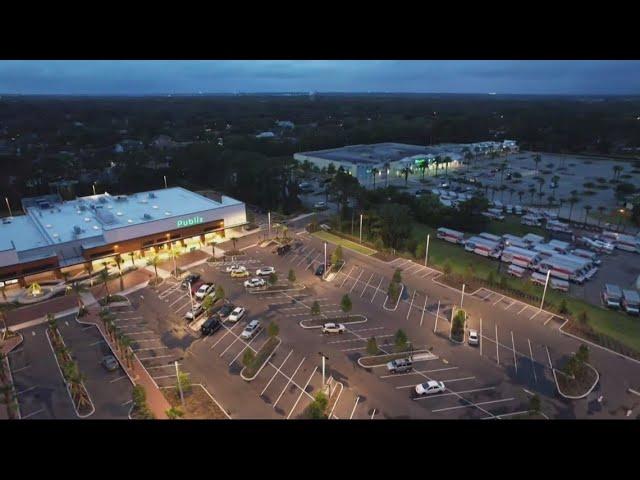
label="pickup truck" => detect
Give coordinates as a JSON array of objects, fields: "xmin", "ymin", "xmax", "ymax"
[{"xmin": 386, "ymin": 358, "xmax": 413, "ymax": 374}]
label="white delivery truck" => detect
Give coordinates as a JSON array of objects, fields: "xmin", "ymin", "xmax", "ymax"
[
  {"xmin": 465, "ymin": 236, "xmax": 502, "ymax": 258},
  {"xmin": 507, "ymin": 264, "xmax": 526, "ymax": 278},
  {"xmin": 501, "ymin": 246, "xmax": 542, "ymax": 269},
  {"xmin": 615, "ymin": 234, "xmax": 640, "ymax": 253},
  {"xmin": 522, "ymin": 233, "xmax": 545, "ymax": 245},
  {"xmin": 437, "ymin": 227, "xmax": 465, "ymax": 244}
]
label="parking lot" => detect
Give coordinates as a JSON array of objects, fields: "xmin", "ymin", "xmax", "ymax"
[{"xmin": 7, "ymin": 317, "xmax": 133, "ymax": 419}]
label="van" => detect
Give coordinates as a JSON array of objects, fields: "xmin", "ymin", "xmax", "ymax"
[
  {"xmin": 602, "ymin": 284, "xmax": 622, "ymax": 309},
  {"xmin": 507, "ymin": 264, "xmax": 525, "ymax": 278}
]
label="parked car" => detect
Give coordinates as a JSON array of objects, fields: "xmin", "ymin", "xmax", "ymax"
[
  {"xmin": 228, "ymin": 307, "xmax": 246, "ymax": 323},
  {"xmin": 315, "ymin": 264, "xmax": 327, "ymax": 276},
  {"xmin": 241, "ymin": 320, "xmax": 261, "ymax": 339},
  {"xmin": 321, "ymin": 322, "xmax": 345, "ymax": 334},
  {"xmin": 201, "ymin": 316, "xmax": 222, "ymax": 336},
  {"xmin": 217, "ymin": 303, "xmax": 236, "ymax": 321},
  {"xmin": 415, "ymin": 380, "xmax": 446, "ymax": 396},
  {"xmin": 319, "ymin": 224, "xmax": 331, "ymax": 231},
  {"xmin": 314, "ymin": 201, "xmax": 327, "ymax": 209},
  {"xmin": 225, "ymin": 264, "xmax": 242, "ymax": 273},
  {"xmin": 181, "ymin": 273, "xmax": 201, "ymax": 289},
  {"xmin": 276, "ymin": 244, "xmax": 291, "ymax": 256},
  {"xmin": 244, "ymin": 277, "xmax": 266, "ymax": 288},
  {"xmin": 184, "ymin": 302, "xmax": 204, "ymax": 321},
  {"xmin": 256, "ymin": 266, "xmax": 276, "ymax": 276},
  {"xmin": 195, "ymin": 283, "xmax": 215, "ymax": 300},
  {"xmin": 386, "ymin": 358, "xmax": 413, "ymax": 374},
  {"xmin": 231, "ymin": 269, "xmax": 250, "ymax": 278},
  {"xmin": 468, "ymin": 329, "xmax": 479, "ymax": 346},
  {"xmin": 101, "ymin": 355, "xmax": 119, "ymax": 372}
]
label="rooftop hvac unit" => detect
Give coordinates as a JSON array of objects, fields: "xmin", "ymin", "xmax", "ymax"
[
  {"xmin": 2, "ymin": 218, "xmax": 11, "ymax": 224},
  {"xmin": 148, "ymin": 192, "xmax": 156, "ymax": 199},
  {"xmin": 115, "ymin": 195, "xmax": 128, "ymax": 202},
  {"xmin": 143, "ymin": 213, "xmax": 152, "ymax": 220},
  {"xmin": 79, "ymin": 204, "xmax": 87, "ymax": 211},
  {"xmin": 99, "ymin": 197, "xmax": 107, "ymax": 204}
]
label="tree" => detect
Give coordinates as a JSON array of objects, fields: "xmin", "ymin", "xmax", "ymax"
[
  {"xmin": 288, "ymin": 269, "xmax": 296, "ymax": 283},
  {"xmin": 576, "ymin": 344, "xmax": 589, "ymax": 364},
  {"xmin": 340, "ymin": 294, "xmax": 352, "ymax": 319},
  {"xmin": 529, "ymin": 395, "xmax": 541, "ymax": 415},
  {"xmin": 214, "ymin": 284, "xmax": 225, "ymax": 301},
  {"xmin": 146, "ymin": 254, "xmax": 161, "ymax": 283},
  {"xmin": 383, "ymin": 162, "xmax": 390, "ymax": 187},
  {"xmin": 331, "ymin": 245, "xmax": 343, "ymax": 266},
  {"xmin": 377, "ymin": 203, "xmax": 412, "ymax": 250},
  {"xmin": 201, "ymin": 294, "xmax": 214, "ymax": 314},
  {"xmin": 371, "ymin": 168, "xmax": 379, "ymax": 188},
  {"xmin": 311, "ymin": 300, "xmax": 321, "ymax": 316},
  {"xmin": 578, "ymin": 311, "xmax": 588, "ymax": 325},
  {"xmin": 176, "ymin": 371, "xmax": 192, "ymax": 394},
  {"xmin": 268, "ymin": 273, "xmax": 278, "ymax": 286},
  {"xmin": 327, "ymin": 163, "xmax": 336, "ymax": 176},
  {"xmin": 583, "ymin": 205, "xmax": 592, "ymax": 226},
  {"xmin": 268, "ymin": 321, "xmax": 279, "ymax": 338},
  {"xmin": 394, "ymin": 329, "xmax": 408, "ymax": 352},
  {"xmin": 366, "ymin": 337, "xmax": 379, "ymax": 355},
  {"xmin": 533, "ymin": 154, "xmax": 541, "ymax": 174},
  {"xmin": 166, "ymin": 407, "xmax": 184, "ymax": 419},
  {"xmin": 596, "ymin": 206, "xmax": 606, "ymax": 227},
  {"xmin": 99, "ymin": 267, "xmax": 110, "ymax": 300},
  {"xmin": 568, "ymin": 196, "xmax": 579, "ymax": 221},
  {"xmin": 392, "ymin": 268, "xmax": 402, "ymax": 284},
  {"xmin": 612, "ymin": 165, "xmax": 623, "ymax": 181},
  {"xmin": 307, "ymin": 391, "xmax": 328, "ymax": 419},
  {"xmin": 242, "ymin": 349, "xmax": 255, "ymax": 368},
  {"xmin": 400, "ymin": 166, "xmax": 412, "ymax": 186}
]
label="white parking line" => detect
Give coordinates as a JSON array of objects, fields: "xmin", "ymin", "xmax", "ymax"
[
  {"xmin": 419, "ymin": 295, "xmax": 428, "ymax": 327},
  {"xmin": 495, "ymin": 324, "xmax": 499, "ymax": 365},
  {"xmin": 432, "ymin": 397, "xmax": 515, "ymax": 413},
  {"xmin": 349, "ymin": 396, "xmax": 360, "ymax": 419},
  {"xmin": 529, "ymin": 310, "xmax": 542, "ymax": 321},
  {"xmin": 287, "ymin": 366, "xmax": 318, "ymax": 419},
  {"xmin": 11, "ymin": 365, "xmax": 31, "ymax": 373},
  {"xmin": 406, "ymin": 290, "xmax": 417, "ymax": 320},
  {"xmin": 273, "ymin": 357, "xmax": 306, "ymax": 408},
  {"xmin": 21, "ymin": 408, "xmax": 45, "ymax": 419},
  {"xmin": 361, "ymin": 273, "xmax": 374, "ymax": 297},
  {"xmin": 511, "ymin": 331, "xmax": 517, "ymax": 374},
  {"xmin": 543, "ymin": 314, "xmax": 555, "ymax": 326},
  {"xmin": 16, "ymin": 385, "xmax": 37, "ymax": 396},
  {"xmin": 210, "ymin": 322, "xmax": 242, "ymax": 349},
  {"xmin": 168, "ymin": 293, "xmax": 189, "ymax": 308},
  {"xmin": 137, "ymin": 354, "xmax": 175, "ymax": 361},
  {"xmin": 396, "ymin": 376, "xmax": 475, "ymax": 388},
  {"xmin": 329, "ymin": 334, "xmax": 393, "ymax": 344},
  {"xmin": 528, "ymin": 339, "xmax": 538, "ymax": 383},
  {"xmin": 349, "ymin": 269, "xmax": 364, "ymax": 294},
  {"xmin": 126, "ymin": 331, "xmax": 155, "ymax": 336},
  {"xmin": 380, "ymin": 366, "xmax": 458, "ymax": 379},
  {"xmin": 545, "ymin": 346, "xmax": 553, "ymax": 369},
  {"xmin": 413, "ymin": 386, "xmax": 495, "ymax": 401},
  {"xmin": 261, "ymin": 350, "xmax": 294, "ymax": 396},
  {"xmin": 132, "ymin": 346, "xmax": 169, "ymax": 352},
  {"xmin": 145, "ymin": 364, "xmax": 181, "ymax": 370},
  {"xmin": 229, "ymin": 330, "xmax": 264, "ymax": 366},
  {"xmin": 109, "ymin": 375, "xmax": 128, "ymax": 383},
  {"xmin": 492, "ymin": 295, "xmax": 505, "ymax": 306},
  {"xmin": 340, "ymin": 266, "xmax": 356, "ymax": 288},
  {"xmin": 370, "ymin": 276, "xmax": 384, "ymax": 303},
  {"xmin": 517, "ymin": 304, "xmax": 529, "ymax": 315},
  {"xmin": 503, "ymin": 300, "xmax": 517, "ymax": 310}
]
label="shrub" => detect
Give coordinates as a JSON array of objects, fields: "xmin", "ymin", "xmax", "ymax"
[
  {"xmin": 307, "ymin": 392, "xmax": 329, "ymax": 419},
  {"xmin": 578, "ymin": 311, "xmax": 588, "ymax": 325},
  {"xmin": 529, "ymin": 395, "xmax": 541, "ymax": 414},
  {"xmin": 288, "ymin": 269, "xmax": 296, "ymax": 283},
  {"xmin": 166, "ymin": 407, "xmax": 184, "ymax": 419},
  {"xmin": 443, "ymin": 261, "xmax": 452, "ymax": 275},
  {"xmin": 268, "ymin": 273, "xmax": 278, "ymax": 285},
  {"xmin": 310, "ymin": 301, "xmax": 321, "ymax": 316},
  {"xmin": 394, "ymin": 329, "xmax": 408, "ymax": 352},
  {"xmin": 558, "ymin": 299, "xmax": 569, "ymax": 315},
  {"xmin": 392, "ymin": 268, "xmax": 402, "ymax": 284},
  {"xmin": 340, "ymin": 294, "xmax": 352, "ymax": 318},
  {"xmin": 387, "ymin": 281, "xmax": 400, "ymax": 303},
  {"xmin": 366, "ymin": 337, "xmax": 379, "ymax": 355},
  {"xmin": 242, "ymin": 349, "xmax": 255, "ymax": 368},
  {"xmin": 487, "ymin": 271, "xmax": 496, "ymax": 285},
  {"xmin": 268, "ymin": 321, "xmax": 279, "ymax": 338},
  {"xmin": 498, "ymin": 276, "xmax": 508, "ymax": 289},
  {"xmin": 176, "ymin": 371, "xmax": 192, "ymax": 394}
]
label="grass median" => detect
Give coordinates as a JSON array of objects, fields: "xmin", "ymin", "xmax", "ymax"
[
  {"xmin": 311, "ymin": 230, "xmax": 377, "ymax": 256},
  {"xmin": 241, "ymin": 336, "xmax": 280, "ymax": 380}
]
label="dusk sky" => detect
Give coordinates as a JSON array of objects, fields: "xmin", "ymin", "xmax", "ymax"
[{"xmin": 0, "ymin": 60, "xmax": 639, "ymax": 95}]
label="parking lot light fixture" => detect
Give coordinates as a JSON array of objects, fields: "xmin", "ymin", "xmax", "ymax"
[
  {"xmin": 359, "ymin": 213, "xmax": 363, "ymax": 243},
  {"xmin": 5, "ymin": 197, "xmax": 12, "ymax": 218},
  {"xmin": 318, "ymin": 352, "xmax": 329, "ymax": 388},
  {"xmin": 324, "ymin": 242, "xmax": 327, "ymax": 278},
  {"xmin": 268, "ymin": 211, "xmax": 271, "ymax": 238},
  {"xmin": 461, "ymin": 284, "xmax": 465, "ymax": 309},
  {"xmin": 175, "ymin": 360, "xmax": 184, "ymax": 406},
  {"xmin": 163, "ymin": 175, "xmax": 168, "ymax": 189},
  {"xmin": 92, "ymin": 183, "xmax": 96, "ymax": 196},
  {"xmin": 425, "ymin": 234, "xmax": 430, "ymax": 267}
]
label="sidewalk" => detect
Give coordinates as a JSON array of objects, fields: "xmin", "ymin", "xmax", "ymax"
[{"xmin": 77, "ymin": 306, "xmax": 170, "ymax": 419}]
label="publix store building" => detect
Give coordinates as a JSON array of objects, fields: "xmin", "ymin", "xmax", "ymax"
[{"xmin": 0, "ymin": 187, "xmax": 247, "ymax": 287}]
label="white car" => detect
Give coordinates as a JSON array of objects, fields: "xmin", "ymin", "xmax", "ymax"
[
  {"xmin": 244, "ymin": 277, "xmax": 266, "ymax": 288},
  {"xmin": 256, "ymin": 266, "xmax": 275, "ymax": 276},
  {"xmin": 415, "ymin": 380, "xmax": 446, "ymax": 396},
  {"xmin": 468, "ymin": 329, "xmax": 479, "ymax": 346},
  {"xmin": 184, "ymin": 302, "xmax": 204, "ymax": 321},
  {"xmin": 195, "ymin": 283, "xmax": 214, "ymax": 300},
  {"xmin": 241, "ymin": 320, "xmax": 261, "ymax": 339},
  {"xmin": 229, "ymin": 265, "xmax": 247, "ymax": 274},
  {"xmin": 225, "ymin": 264, "xmax": 241, "ymax": 273},
  {"xmin": 314, "ymin": 201, "xmax": 327, "ymax": 209},
  {"xmin": 228, "ymin": 307, "xmax": 246, "ymax": 323},
  {"xmin": 321, "ymin": 322, "xmax": 346, "ymax": 334}
]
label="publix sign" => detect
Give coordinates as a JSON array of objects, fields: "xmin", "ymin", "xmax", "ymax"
[{"xmin": 176, "ymin": 216, "xmax": 204, "ymax": 228}]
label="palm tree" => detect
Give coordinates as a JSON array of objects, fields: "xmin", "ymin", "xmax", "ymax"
[
  {"xmin": 383, "ymin": 162, "xmax": 390, "ymax": 187},
  {"xmin": 434, "ymin": 156, "xmax": 441, "ymax": 177},
  {"xmin": 491, "ymin": 186, "xmax": 498, "ymax": 201},
  {"xmin": 371, "ymin": 168, "xmax": 379, "ymax": 189},
  {"xmin": 400, "ymin": 166, "xmax": 411, "ymax": 186},
  {"xmin": 533, "ymin": 154, "xmax": 542, "ymax": 174},
  {"xmin": 443, "ymin": 156, "xmax": 452, "ymax": 177},
  {"xmin": 537, "ymin": 192, "xmax": 545, "ymax": 204},
  {"xmin": 499, "ymin": 185, "xmax": 507, "ymax": 201},
  {"xmin": 612, "ymin": 165, "xmax": 623, "ymax": 181},
  {"xmin": 596, "ymin": 206, "xmax": 606, "ymax": 227},
  {"xmin": 537, "ymin": 177, "xmax": 545, "ymax": 194},
  {"xmin": 99, "ymin": 267, "xmax": 110, "ymax": 300},
  {"xmin": 508, "ymin": 187, "xmax": 516, "ymax": 203},
  {"xmin": 499, "ymin": 161, "xmax": 508, "ymax": 185},
  {"xmin": 568, "ymin": 197, "xmax": 579, "ymax": 221},
  {"xmin": 528, "ymin": 187, "xmax": 536, "ymax": 204},
  {"xmin": 129, "ymin": 252, "xmax": 136, "ymax": 267},
  {"xmin": 583, "ymin": 205, "xmax": 593, "ymax": 227},
  {"xmin": 146, "ymin": 254, "xmax": 161, "ymax": 283},
  {"xmin": 517, "ymin": 190, "xmax": 524, "ymax": 205},
  {"xmin": 418, "ymin": 162, "xmax": 427, "ymax": 180},
  {"xmin": 551, "ymin": 175, "xmax": 560, "ymax": 191}
]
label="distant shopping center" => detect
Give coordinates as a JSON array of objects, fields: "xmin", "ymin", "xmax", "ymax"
[
  {"xmin": 0, "ymin": 187, "xmax": 247, "ymax": 287},
  {"xmin": 294, "ymin": 140, "xmax": 518, "ymax": 186}
]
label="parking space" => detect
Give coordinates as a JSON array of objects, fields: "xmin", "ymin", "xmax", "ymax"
[
  {"xmin": 7, "ymin": 324, "xmax": 77, "ymax": 419},
  {"xmin": 472, "ymin": 287, "xmax": 557, "ymax": 326}
]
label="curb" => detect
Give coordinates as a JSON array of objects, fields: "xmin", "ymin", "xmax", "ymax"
[
  {"xmin": 45, "ymin": 327, "xmax": 96, "ymax": 418},
  {"xmin": 299, "ymin": 314, "xmax": 367, "ymax": 329},
  {"xmin": 194, "ymin": 384, "xmax": 232, "ymax": 419},
  {"xmin": 247, "ymin": 284, "xmax": 306, "ymax": 294},
  {"xmin": 1, "ymin": 333, "xmax": 23, "ymax": 419},
  {"xmin": 383, "ymin": 283, "xmax": 404, "ymax": 311},
  {"xmin": 240, "ymin": 337, "xmax": 282, "ymax": 381},
  {"xmin": 553, "ymin": 362, "xmax": 600, "ymax": 400},
  {"xmin": 357, "ymin": 350, "xmax": 438, "ymax": 369}
]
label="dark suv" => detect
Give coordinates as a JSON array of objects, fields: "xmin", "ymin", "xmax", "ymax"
[
  {"xmin": 181, "ymin": 273, "xmax": 201, "ymax": 289},
  {"xmin": 277, "ymin": 244, "xmax": 291, "ymax": 256},
  {"xmin": 386, "ymin": 358, "xmax": 413, "ymax": 374},
  {"xmin": 217, "ymin": 303, "xmax": 236, "ymax": 321},
  {"xmin": 201, "ymin": 316, "xmax": 222, "ymax": 336}
]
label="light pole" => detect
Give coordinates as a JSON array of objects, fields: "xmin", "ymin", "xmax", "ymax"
[
  {"xmin": 5, "ymin": 197, "xmax": 12, "ymax": 218},
  {"xmin": 187, "ymin": 280, "xmax": 194, "ymax": 311},
  {"xmin": 324, "ymin": 241, "xmax": 327, "ymax": 277},
  {"xmin": 163, "ymin": 175, "xmax": 168, "ymax": 189},
  {"xmin": 268, "ymin": 211, "xmax": 271, "ymax": 238},
  {"xmin": 540, "ymin": 269, "xmax": 551, "ymax": 311},
  {"xmin": 460, "ymin": 283, "xmax": 466, "ymax": 309},
  {"xmin": 92, "ymin": 183, "xmax": 96, "ymax": 196},
  {"xmin": 359, "ymin": 213, "xmax": 363, "ymax": 243},
  {"xmin": 175, "ymin": 360, "xmax": 184, "ymax": 406},
  {"xmin": 424, "ymin": 234, "xmax": 430, "ymax": 267},
  {"xmin": 318, "ymin": 352, "xmax": 328, "ymax": 389}
]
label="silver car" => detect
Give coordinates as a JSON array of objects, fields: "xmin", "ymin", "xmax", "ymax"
[{"xmin": 241, "ymin": 320, "xmax": 261, "ymax": 339}]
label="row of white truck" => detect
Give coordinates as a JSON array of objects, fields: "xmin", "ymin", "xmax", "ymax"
[{"xmin": 437, "ymin": 227, "xmax": 603, "ymax": 290}]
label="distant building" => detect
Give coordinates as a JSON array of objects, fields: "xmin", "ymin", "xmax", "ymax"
[
  {"xmin": 114, "ymin": 139, "xmax": 145, "ymax": 153},
  {"xmin": 151, "ymin": 135, "xmax": 176, "ymax": 150}
]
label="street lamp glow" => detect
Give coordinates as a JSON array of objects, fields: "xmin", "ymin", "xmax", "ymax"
[{"xmin": 5, "ymin": 197, "xmax": 12, "ymax": 218}]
